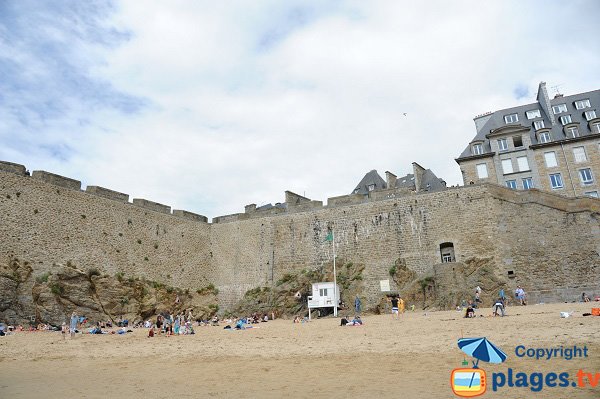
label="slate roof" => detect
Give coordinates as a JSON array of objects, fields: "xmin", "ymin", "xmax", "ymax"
[
  {"xmin": 352, "ymin": 170, "xmax": 387, "ymax": 195},
  {"xmin": 457, "ymin": 85, "xmax": 600, "ymax": 160}
]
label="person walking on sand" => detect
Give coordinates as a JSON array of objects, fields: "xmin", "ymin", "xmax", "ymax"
[
  {"xmin": 390, "ymin": 296, "xmax": 400, "ymax": 319},
  {"xmin": 69, "ymin": 311, "xmax": 78, "ymax": 338}
]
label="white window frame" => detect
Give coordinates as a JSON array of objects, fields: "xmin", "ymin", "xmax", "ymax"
[
  {"xmin": 585, "ymin": 191, "xmax": 599, "ymax": 198},
  {"xmin": 501, "ymin": 159, "xmax": 513, "ymax": 174},
  {"xmin": 504, "ymin": 113, "xmax": 519, "ymax": 124},
  {"xmin": 526, "ymin": 109, "xmax": 541, "ymax": 119},
  {"xmin": 517, "ymin": 156, "xmax": 530, "ymax": 172},
  {"xmin": 476, "ymin": 163, "xmax": 488, "ymax": 179},
  {"xmin": 497, "ymin": 138, "xmax": 508, "ymax": 151},
  {"xmin": 575, "ymin": 99, "xmax": 591, "ymax": 110},
  {"xmin": 522, "ymin": 177, "xmax": 534, "ymax": 190},
  {"xmin": 472, "ymin": 143, "xmax": 483, "ymax": 155},
  {"xmin": 367, "ymin": 184, "xmax": 375, "ymax": 192},
  {"xmin": 592, "ymin": 123, "xmax": 600, "ymax": 134},
  {"xmin": 553, "ymin": 104, "xmax": 567, "ymax": 114},
  {"xmin": 560, "ymin": 115, "xmax": 572, "ymax": 125},
  {"xmin": 566, "ymin": 126, "xmax": 580, "ymax": 138},
  {"xmin": 544, "ymin": 151, "xmax": 557, "ymax": 168},
  {"xmin": 579, "ymin": 168, "xmax": 593, "ymax": 185},
  {"xmin": 550, "ymin": 173, "xmax": 564, "ymax": 189},
  {"xmin": 573, "ymin": 146, "xmax": 587, "ymax": 163},
  {"xmin": 505, "ymin": 180, "xmax": 517, "ymax": 189},
  {"xmin": 585, "ymin": 110, "xmax": 597, "ymax": 121},
  {"xmin": 533, "ymin": 120, "xmax": 545, "ymax": 130},
  {"xmin": 538, "ymin": 132, "xmax": 551, "ymax": 143}
]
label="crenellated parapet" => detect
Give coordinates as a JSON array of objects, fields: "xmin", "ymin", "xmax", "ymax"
[{"xmin": 0, "ymin": 159, "xmax": 208, "ymax": 223}]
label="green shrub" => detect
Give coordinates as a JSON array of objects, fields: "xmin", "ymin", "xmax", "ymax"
[
  {"xmin": 35, "ymin": 272, "xmax": 51, "ymax": 284},
  {"xmin": 115, "ymin": 272, "xmax": 124, "ymax": 282},
  {"xmin": 50, "ymin": 283, "xmax": 64, "ymax": 296}
]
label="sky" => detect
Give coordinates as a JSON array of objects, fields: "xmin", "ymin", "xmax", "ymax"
[{"xmin": 1, "ymin": 0, "xmax": 599, "ymax": 219}]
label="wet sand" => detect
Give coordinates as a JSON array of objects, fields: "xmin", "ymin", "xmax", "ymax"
[{"xmin": 1, "ymin": 302, "xmax": 599, "ymax": 398}]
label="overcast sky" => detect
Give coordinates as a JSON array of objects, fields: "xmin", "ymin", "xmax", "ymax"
[{"xmin": 1, "ymin": 1, "xmax": 599, "ymax": 218}]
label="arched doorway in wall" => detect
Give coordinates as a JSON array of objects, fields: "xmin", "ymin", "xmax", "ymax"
[{"xmin": 440, "ymin": 242, "xmax": 455, "ymax": 263}]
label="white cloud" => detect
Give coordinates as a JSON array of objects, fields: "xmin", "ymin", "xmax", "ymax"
[{"xmin": 2, "ymin": 0, "xmax": 599, "ymax": 218}]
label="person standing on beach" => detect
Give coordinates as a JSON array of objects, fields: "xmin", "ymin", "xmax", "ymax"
[
  {"xmin": 354, "ymin": 295, "xmax": 361, "ymax": 315},
  {"xmin": 69, "ymin": 311, "xmax": 78, "ymax": 338},
  {"xmin": 390, "ymin": 296, "xmax": 399, "ymax": 318},
  {"xmin": 398, "ymin": 296, "xmax": 405, "ymax": 314}
]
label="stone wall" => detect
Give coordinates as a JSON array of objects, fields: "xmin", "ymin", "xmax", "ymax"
[{"xmin": 1, "ymin": 161, "xmax": 599, "ymax": 320}]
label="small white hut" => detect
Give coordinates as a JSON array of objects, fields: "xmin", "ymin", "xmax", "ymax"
[{"xmin": 307, "ymin": 282, "xmax": 341, "ymax": 320}]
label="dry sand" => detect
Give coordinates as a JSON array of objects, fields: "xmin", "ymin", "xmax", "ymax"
[{"xmin": 1, "ymin": 302, "xmax": 599, "ymax": 398}]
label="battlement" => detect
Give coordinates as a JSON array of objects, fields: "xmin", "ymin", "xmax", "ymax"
[
  {"xmin": 86, "ymin": 186, "xmax": 129, "ymax": 203},
  {"xmin": 132, "ymin": 198, "xmax": 171, "ymax": 214},
  {"xmin": 0, "ymin": 160, "xmax": 27, "ymax": 176},
  {"xmin": 32, "ymin": 170, "xmax": 81, "ymax": 191},
  {"xmin": 0, "ymin": 160, "xmax": 208, "ymax": 223}
]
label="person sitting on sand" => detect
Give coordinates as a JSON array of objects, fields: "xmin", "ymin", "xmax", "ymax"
[
  {"xmin": 340, "ymin": 316, "xmax": 349, "ymax": 326},
  {"xmin": 148, "ymin": 327, "xmax": 154, "ymax": 337},
  {"xmin": 348, "ymin": 316, "xmax": 363, "ymax": 326},
  {"xmin": 465, "ymin": 304, "xmax": 475, "ymax": 318},
  {"xmin": 582, "ymin": 292, "xmax": 590, "ymax": 302},
  {"xmin": 235, "ymin": 319, "xmax": 246, "ymax": 330}
]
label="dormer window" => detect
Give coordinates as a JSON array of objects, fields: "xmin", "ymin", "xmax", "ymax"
[
  {"xmin": 553, "ymin": 104, "xmax": 567, "ymax": 114},
  {"xmin": 367, "ymin": 184, "xmax": 375, "ymax": 191},
  {"xmin": 575, "ymin": 99, "xmax": 591, "ymax": 110},
  {"xmin": 559, "ymin": 115, "xmax": 572, "ymax": 125},
  {"xmin": 584, "ymin": 110, "xmax": 597, "ymax": 121},
  {"xmin": 533, "ymin": 120, "xmax": 545, "ymax": 130},
  {"xmin": 566, "ymin": 126, "xmax": 580, "ymax": 138},
  {"xmin": 353, "ymin": 188, "xmax": 360, "ymax": 194},
  {"xmin": 504, "ymin": 113, "xmax": 518, "ymax": 124},
  {"xmin": 472, "ymin": 143, "xmax": 483, "ymax": 155},
  {"xmin": 526, "ymin": 109, "xmax": 541, "ymax": 119},
  {"xmin": 538, "ymin": 131, "xmax": 552, "ymax": 143}
]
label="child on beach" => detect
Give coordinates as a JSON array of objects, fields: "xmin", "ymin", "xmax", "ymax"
[{"xmin": 61, "ymin": 322, "xmax": 67, "ymax": 339}]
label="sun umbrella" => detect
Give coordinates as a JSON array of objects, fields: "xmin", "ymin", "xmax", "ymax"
[{"xmin": 458, "ymin": 337, "xmax": 508, "ymax": 365}]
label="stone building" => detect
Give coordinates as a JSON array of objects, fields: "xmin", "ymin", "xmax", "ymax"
[{"xmin": 456, "ymin": 82, "xmax": 600, "ymax": 198}]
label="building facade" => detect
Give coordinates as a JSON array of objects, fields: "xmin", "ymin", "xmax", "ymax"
[{"xmin": 456, "ymin": 82, "xmax": 600, "ymax": 198}]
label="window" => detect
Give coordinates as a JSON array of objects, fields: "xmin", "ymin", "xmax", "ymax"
[
  {"xmin": 585, "ymin": 191, "xmax": 599, "ymax": 198},
  {"xmin": 592, "ymin": 123, "xmax": 600, "ymax": 134},
  {"xmin": 575, "ymin": 99, "xmax": 591, "ymax": 110},
  {"xmin": 472, "ymin": 143, "xmax": 483, "ymax": 155},
  {"xmin": 544, "ymin": 151, "xmax": 558, "ymax": 167},
  {"xmin": 501, "ymin": 159, "xmax": 513, "ymax": 174},
  {"xmin": 559, "ymin": 115, "xmax": 572, "ymax": 125},
  {"xmin": 538, "ymin": 131, "xmax": 551, "ymax": 143},
  {"xmin": 522, "ymin": 177, "xmax": 534, "ymax": 189},
  {"xmin": 353, "ymin": 188, "xmax": 360, "ymax": 194},
  {"xmin": 533, "ymin": 120, "xmax": 545, "ymax": 130},
  {"xmin": 367, "ymin": 184, "xmax": 375, "ymax": 191},
  {"xmin": 476, "ymin": 163, "xmax": 488, "ymax": 179},
  {"xmin": 573, "ymin": 146, "xmax": 587, "ymax": 163},
  {"xmin": 566, "ymin": 126, "xmax": 580, "ymax": 138},
  {"xmin": 550, "ymin": 173, "xmax": 564, "ymax": 189},
  {"xmin": 513, "ymin": 135, "xmax": 523, "ymax": 147},
  {"xmin": 497, "ymin": 138, "xmax": 508, "ymax": 151},
  {"xmin": 504, "ymin": 113, "xmax": 519, "ymax": 124},
  {"xmin": 440, "ymin": 242, "xmax": 455, "ymax": 263},
  {"xmin": 579, "ymin": 168, "xmax": 593, "ymax": 185},
  {"xmin": 505, "ymin": 180, "xmax": 517, "ymax": 189},
  {"xmin": 553, "ymin": 104, "xmax": 567, "ymax": 114},
  {"xmin": 517, "ymin": 156, "xmax": 530, "ymax": 171},
  {"xmin": 585, "ymin": 110, "xmax": 597, "ymax": 121},
  {"xmin": 319, "ymin": 288, "xmax": 329, "ymax": 297},
  {"xmin": 526, "ymin": 109, "xmax": 541, "ymax": 119}
]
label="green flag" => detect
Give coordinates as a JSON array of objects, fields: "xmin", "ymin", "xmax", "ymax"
[{"xmin": 325, "ymin": 232, "xmax": 333, "ymax": 242}]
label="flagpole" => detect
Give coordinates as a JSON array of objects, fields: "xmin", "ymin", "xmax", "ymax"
[{"xmin": 332, "ymin": 229, "xmax": 337, "ymax": 317}]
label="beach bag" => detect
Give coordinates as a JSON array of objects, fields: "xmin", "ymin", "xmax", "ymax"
[{"xmin": 592, "ymin": 308, "xmax": 600, "ymax": 316}]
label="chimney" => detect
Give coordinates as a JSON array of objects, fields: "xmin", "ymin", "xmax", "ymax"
[
  {"xmin": 245, "ymin": 204, "xmax": 256, "ymax": 213},
  {"xmin": 554, "ymin": 93, "xmax": 563, "ymax": 99},
  {"xmin": 385, "ymin": 171, "xmax": 397, "ymax": 189},
  {"xmin": 537, "ymin": 82, "xmax": 556, "ymax": 126}
]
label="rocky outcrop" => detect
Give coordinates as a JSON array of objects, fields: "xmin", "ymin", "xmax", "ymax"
[{"xmin": 0, "ymin": 256, "xmax": 219, "ymax": 326}]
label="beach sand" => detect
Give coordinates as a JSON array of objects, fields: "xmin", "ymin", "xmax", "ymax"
[{"xmin": 1, "ymin": 302, "xmax": 599, "ymax": 398}]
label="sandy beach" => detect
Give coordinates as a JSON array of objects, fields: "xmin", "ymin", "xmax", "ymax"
[{"xmin": 1, "ymin": 302, "xmax": 599, "ymax": 398}]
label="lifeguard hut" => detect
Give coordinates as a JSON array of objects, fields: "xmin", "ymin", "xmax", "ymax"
[{"xmin": 307, "ymin": 282, "xmax": 341, "ymax": 320}]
